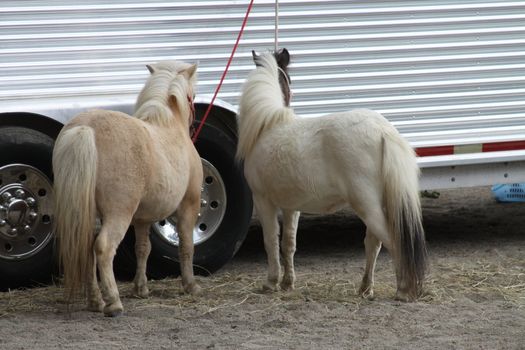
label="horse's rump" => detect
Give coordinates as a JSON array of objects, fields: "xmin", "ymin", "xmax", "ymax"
[
  {"xmin": 73, "ymin": 110, "xmax": 152, "ymax": 180},
  {"xmin": 69, "ymin": 109, "xmax": 193, "ymax": 222}
]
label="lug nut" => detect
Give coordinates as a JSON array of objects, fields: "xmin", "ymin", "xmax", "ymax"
[
  {"xmin": 29, "ymin": 211, "xmax": 38, "ymax": 221},
  {"xmin": 15, "ymin": 189, "xmax": 25, "ymax": 198},
  {"xmin": 9, "ymin": 228, "xmax": 18, "ymax": 235},
  {"xmin": 26, "ymin": 197, "xmax": 36, "ymax": 206},
  {"xmin": 200, "ymin": 199, "xmax": 207, "ymax": 208},
  {"xmin": 24, "ymin": 225, "xmax": 31, "ymax": 233},
  {"xmin": 0, "ymin": 219, "xmax": 6, "ymax": 227},
  {"xmin": 2, "ymin": 192, "xmax": 12, "ymax": 202}
]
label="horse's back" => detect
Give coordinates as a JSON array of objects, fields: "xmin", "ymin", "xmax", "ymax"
[
  {"xmin": 244, "ymin": 108, "xmax": 394, "ymax": 213},
  {"xmin": 320, "ymin": 108, "xmax": 396, "ymax": 139},
  {"xmin": 249, "ymin": 108, "xmax": 390, "ymax": 173}
]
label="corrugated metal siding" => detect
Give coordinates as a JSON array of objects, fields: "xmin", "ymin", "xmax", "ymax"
[
  {"xmin": 276, "ymin": 0, "xmax": 525, "ymax": 149},
  {"xmin": 1, "ymin": 0, "xmax": 525, "ymax": 149},
  {"xmin": 0, "ymin": 0, "xmax": 277, "ymax": 116}
]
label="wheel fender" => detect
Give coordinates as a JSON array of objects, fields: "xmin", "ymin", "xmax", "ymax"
[{"xmin": 0, "ymin": 112, "xmax": 64, "ymax": 140}]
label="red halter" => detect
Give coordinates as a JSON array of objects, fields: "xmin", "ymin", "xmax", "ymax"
[{"xmin": 187, "ymin": 94, "xmax": 196, "ymax": 137}]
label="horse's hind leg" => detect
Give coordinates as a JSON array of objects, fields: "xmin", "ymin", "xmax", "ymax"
[
  {"xmin": 348, "ymin": 190, "xmax": 393, "ymax": 299},
  {"xmin": 359, "ymin": 231, "xmax": 382, "ymax": 300},
  {"xmin": 254, "ymin": 196, "xmax": 280, "ymax": 292},
  {"xmin": 280, "ymin": 210, "xmax": 300, "ymax": 291},
  {"xmin": 86, "ymin": 251, "xmax": 104, "ymax": 312},
  {"xmin": 132, "ymin": 222, "xmax": 151, "ymax": 298},
  {"xmin": 175, "ymin": 197, "xmax": 201, "ymax": 295},
  {"xmin": 361, "ymin": 211, "xmax": 415, "ymax": 301},
  {"xmin": 94, "ymin": 218, "xmax": 130, "ymax": 317}
]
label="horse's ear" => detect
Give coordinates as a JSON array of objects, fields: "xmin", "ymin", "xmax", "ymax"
[
  {"xmin": 185, "ymin": 63, "xmax": 198, "ymax": 79},
  {"xmin": 146, "ymin": 64, "xmax": 155, "ymax": 74},
  {"xmin": 276, "ymin": 48, "xmax": 290, "ymax": 68},
  {"xmin": 252, "ymin": 50, "xmax": 262, "ymax": 67}
]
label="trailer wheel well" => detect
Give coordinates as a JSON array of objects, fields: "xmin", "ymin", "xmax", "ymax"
[
  {"xmin": 0, "ymin": 113, "xmax": 64, "ymax": 140},
  {"xmin": 194, "ymin": 103, "xmax": 238, "ymax": 140}
]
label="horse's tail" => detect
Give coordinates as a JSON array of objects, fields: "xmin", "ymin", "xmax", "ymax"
[
  {"xmin": 381, "ymin": 129, "xmax": 427, "ymax": 299},
  {"xmin": 236, "ymin": 52, "xmax": 295, "ymax": 161},
  {"xmin": 53, "ymin": 125, "xmax": 98, "ymax": 302}
]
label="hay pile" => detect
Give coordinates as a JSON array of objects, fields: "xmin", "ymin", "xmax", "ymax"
[
  {"xmin": 1, "ymin": 256, "xmax": 522, "ymax": 318},
  {"xmin": 426, "ymin": 257, "xmax": 524, "ymax": 305}
]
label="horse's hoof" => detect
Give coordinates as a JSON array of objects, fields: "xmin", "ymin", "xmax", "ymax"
[
  {"xmin": 360, "ymin": 290, "xmax": 375, "ymax": 301},
  {"xmin": 394, "ymin": 291, "xmax": 414, "ymax": 302},
  {"xmin": 262, "ymin": 282, "xmax": 278, "ymax": 293},
  {"xmin": 184, "ymin": 283, "xmax": 202, "ymax": 295},
  {"xmin": 86, "ymin": 302, "xmax": 104, "ymax": 313},
  {"xmin": 280, "ymin": 280, "xmax": 295, "ymax": 291},
  {"xmin": 359, "ymin": 285, "xmax": 375, "ymax": 300},
  {"xmin": 103, "ymin": 302, "xmax": 124, "ymax": 317},
  {"xmin": 133, "ymin": 286, "xmax": 149, "ymax": 299},
  {"xmin": 104, "ymin": 309, "xmax": 123, "ymax": 318}
]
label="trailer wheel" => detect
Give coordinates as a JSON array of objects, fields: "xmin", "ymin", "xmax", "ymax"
[
  {"xmin": 141, "ymin": 122, "xmax": 252, "ymax": 278},
  {"xmin": 0, "ymin": 127, "xmax": 55, "ymax": 290}
]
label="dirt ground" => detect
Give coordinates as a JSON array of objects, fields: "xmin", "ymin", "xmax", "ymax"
[{"xmin": 1, "ymin": 186, "xmax": 524, "ymax": 349}]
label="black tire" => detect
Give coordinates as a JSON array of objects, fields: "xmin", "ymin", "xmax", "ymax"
[
  {"xmin": 144, "ymin": 122, "xmax": 253, "ymax": 278},
  {"xmin": 0, "ymin": 127, "xmax": 56, "ymax": 290}
]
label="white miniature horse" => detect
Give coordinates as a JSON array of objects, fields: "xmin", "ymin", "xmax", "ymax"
[
  {"xmin": 53, "ymin": 61, "xmax": 203, "ymax": 316},
  {"xmin": 237, "ymin": 49, "xmax": 427, "ymax": 301}
]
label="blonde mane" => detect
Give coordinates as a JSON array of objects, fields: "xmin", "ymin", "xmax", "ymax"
[
  {"xmin": 236, "ymin": 52, "xmax": 295, "ymax": 161},
  {"xmin": 134, "ymin": 61, "xmax": 197, "ymax": 128}
]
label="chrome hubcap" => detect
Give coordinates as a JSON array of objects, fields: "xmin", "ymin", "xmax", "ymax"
[
  {"xmin": 152, "ymin": 158, "xmax": 227, "ymax": 247},
  {"xmin": 0, "ymin": 164, "xmax": 53, "ymax": 260}
]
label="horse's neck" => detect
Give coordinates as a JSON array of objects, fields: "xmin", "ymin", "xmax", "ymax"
[
  {"xmin": 136, "ymin": 101, "xmax": 189, "ymax": 132},
  {"xmin": 162, "ymin": 104, "xmax": 191, "ymax": 132},
  {"xmin": 149, "ymin": 117, "xmax": 189, "ymax": 136}
]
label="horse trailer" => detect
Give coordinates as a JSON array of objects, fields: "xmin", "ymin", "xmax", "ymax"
[{"xmin": 1, "ymin": 0, "xmax": 525, "ymax": 289}]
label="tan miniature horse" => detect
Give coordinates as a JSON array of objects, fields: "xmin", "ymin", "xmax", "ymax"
[{"xmin": 53, "ymin": 61, "xmax": 202, "ymax": 316}]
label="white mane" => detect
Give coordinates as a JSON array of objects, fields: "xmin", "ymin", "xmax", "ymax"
[
  {"xmin": 236, "ymin": 52, "xmax": 295, "ymax": 161},
  {"xmin": 134, "ymin": 61, "xmax": 197, "ymax": 127}
]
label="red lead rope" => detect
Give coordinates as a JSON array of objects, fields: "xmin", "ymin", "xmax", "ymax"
[{"xmin": 191, "ymin": 0, "xmax": 255, "ymax": 143}]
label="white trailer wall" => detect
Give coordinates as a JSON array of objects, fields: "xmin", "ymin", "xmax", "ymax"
[{"xmin": 1, "ymin": 0, "xmax": 525, "ymax": 150}]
